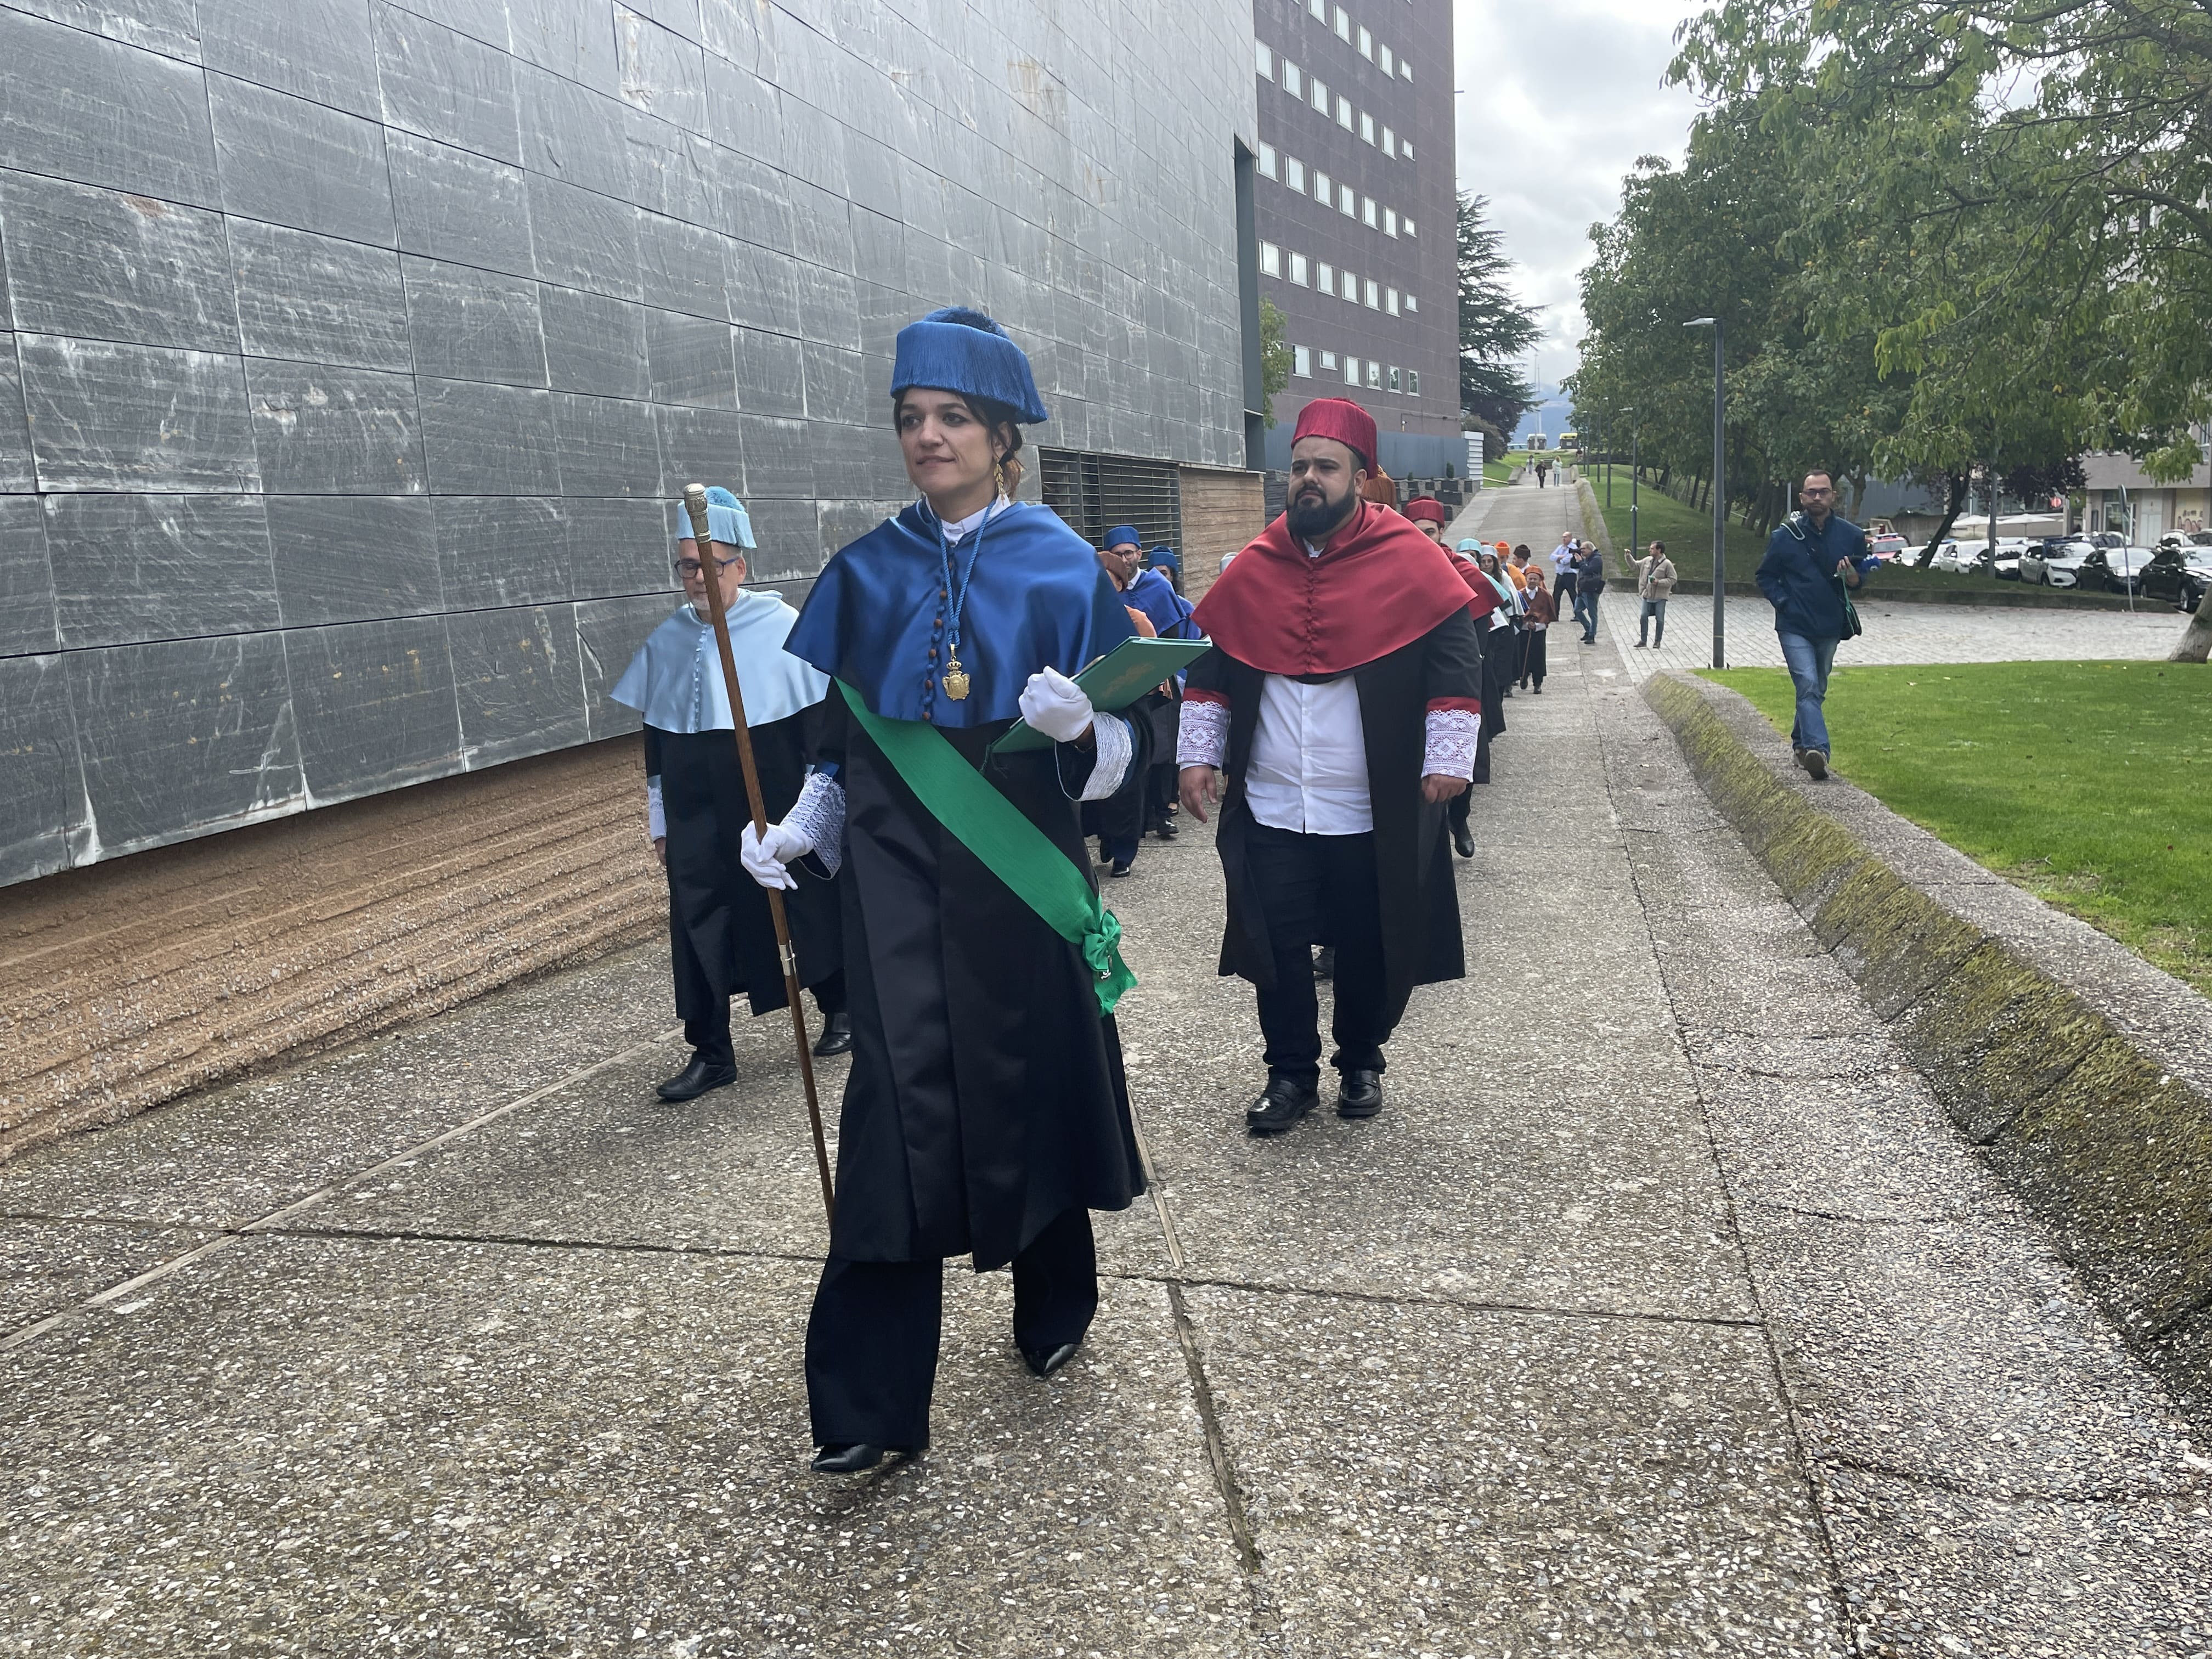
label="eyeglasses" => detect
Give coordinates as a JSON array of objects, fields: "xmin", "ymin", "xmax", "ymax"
[
  {"xmin": 1801, "ymin": 486, "xmax": 1835, "ymax": 498},
  {"xmin": 674, "ymin": 556, "xmax": 743, "ymax": 579}
]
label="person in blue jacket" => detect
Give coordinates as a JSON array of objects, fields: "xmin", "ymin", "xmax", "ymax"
[{"xmin": 1754, "ymin": 469, "xmax": 1878, "ymax": 780}]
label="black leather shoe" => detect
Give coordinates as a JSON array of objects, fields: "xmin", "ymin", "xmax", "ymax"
[
  {"xmin": 1109, "ymin": 859, "xmax": 1133, "ymax": 878},
  {"xmin": 1150, "ymin": 819, "xmax": 1178, "ymax": 840},
  {"xmin": 810, "ymin": 1442, "xmax": 884, "ymax": 1475},
  {"xmin": 656, "ymin": 1054, "xmax": 737, "ymax": 1102},
  {"xmin": 811, "ymin": 1011, "xmax": 853, "ymax": 1057},
  {"xmin": 1336, "ymin": 1068, "xmax": 1384, "ymax": 1119},
  {"xmin": 1246, "ymin": 1074, "xmax": 1319, "ymax": 1136},
  {"xmin": 1312, "ymin": 945, "xmax": 1334, "ymax": 981},
  {"xmin": 1022, "ymin": 1340, "xmax": 1081, "ymax": 1378},
  {"xmin": 1452, "ymin": 825, "xmax": 1476, "ymax": 859}
]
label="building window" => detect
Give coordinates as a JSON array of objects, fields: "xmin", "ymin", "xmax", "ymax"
[
  {"xmin": 1293, "ymin": 344, "xmax": 1312, "ymax": 377},
  {"xmin": 1311, "ymin": 74, "xmax": 1328, "ymax": 113},
  {"xmin": 1286, "ymin": 157, "xmax": 1306, "ymax": 191},
  {"xmin": 1316, "ymin": 261, "xmax": 1335, "ymax": 294},
  {"xmin": 1388, "ymin": 366, "xmax": 1401, "ymax": 392},
  {"xmin": 1403, "ymin": 217, "xmax": 1415, "ymax": 238},
  {"xmin": 1334, "ymin": 5, "xmax": 1350, "ymax": 42},
  {"xmin": 1259, "ymin": 142, "xmax": 1277, "ymax": 178},
  {"xmin": 1260, "ymin": 241, "xmax": 1281, "ymax": 278},
  {"xmin": 1336, "ymin": 95, "xmax": 1353, "ymax": 129},
  {"xmin": 1409, "ymin": 370, "xmax": 1420, "ymax": 396},
  {"xmin": 1320, "ymin": 348, "xmax": 1339, "ymax": 371},
  {"xmin": 1381, "ymin": 124, "xmax": 1394, "ymax": 154},
  {"xmin": 1308, "ymin": 0, "xmax": 1325, "ymax": 18},
  {"xmin": 1401, "ymin": 58, "xmax": 1412, "ymax": 81},
  {"xmin": 1362, "ymin": 196, "xmax": 1378, "ymax": 228},
  {"xmin": 1363, "ymin": 277, "xmax": 1380, "ymax": 308},
  {"xmin": 1289, "ymin": 252, "xmax": 1309, "ymax": 286},
  {"xmin": 1365, "ymin": 360, "xmax": 1381, "ymax": 389},
  {"xmin": 1256, "ymin": 41, "xmax": 1273, "ymax": 78},
  {"xmin": 1342, "ymin": 274, "xmax": 1358, "ymax": 305},
  {"xmin": 1284, "ymin": 60, "xmax": 1302, "ymax": 97},
  {"xmin": 1313, "ymin": 169, "xmax": 1331, "ymax": 204},
  {"xmin": 1379, "ymin": 44, "xmax": 1393, "ymax": 74},
  {"xmin": 1338, "ymin": 183, "xmax": 1355, "ymax": 215},
  {"xmin": 1359, "ymin": 112, "xmax": 1374, "ymax": 144},
  {"xmin": 1358, "ymin": 25, "xmax": 1372, "ymax": 58},
  {"xmin": 1385, "ymin": 287, "xmax": 1399, "ymax": 315},
  {"xmin": 1344, "ymin": 355, "xmax": 1361, "ymax": 386},
  {"xmin": 1403, "ymin": 292, "xmax": 1418, "ymax": 313},
  {"xmin": 1384, "ymin": 208, "xmax": 1398, "ymax": 237},
  {"xmin": 1402, "ymin": 139, "xmax": 1415, "ymax": 160}
]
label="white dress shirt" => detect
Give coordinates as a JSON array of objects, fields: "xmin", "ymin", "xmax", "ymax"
[{"xmin": 1242, "ymin": 538, "xmax": 1372, "ymax": 835}]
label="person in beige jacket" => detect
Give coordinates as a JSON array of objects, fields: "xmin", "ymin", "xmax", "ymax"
[{"xmin": 1634, "ymin": 540, "xmax": 1678, "ymax": 648}]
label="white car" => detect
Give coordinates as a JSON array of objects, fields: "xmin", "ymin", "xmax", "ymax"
[
  {"xmin": 2021, "ymin": 539, "xmax": 2094, "ymax": 586},
  {"xmin": 1925, "ymin": 539, "xmax": 1979, "ymax": 574}
]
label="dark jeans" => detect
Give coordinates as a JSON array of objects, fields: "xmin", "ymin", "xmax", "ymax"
[
  {"xmin": 1575, "ymin": 589, "xmax": 1602, "ymax": 640},
  {"xmin": 805, "ymin": 1206, "xmax": 1098, "ymax": 1450},
  {"xmin": 1638, "ymin": 596, "xmax": 1668, "ymax": 646},
  {"xmin": 687, "ymin": 969, "xmax": 846, "ymax": 1065},
  {"xmin": 1245, "ymin": 821, "xmax": 1395, "ymax": 1083}
]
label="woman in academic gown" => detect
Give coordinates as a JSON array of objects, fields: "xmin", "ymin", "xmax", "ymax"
[
  {"xmin": 610, "ymin": 487, "xmax": 847, "ymax": 1104},
  {"xmin": 740, "ymin": 307, "xmax": 1144, "ymax": 1474}
]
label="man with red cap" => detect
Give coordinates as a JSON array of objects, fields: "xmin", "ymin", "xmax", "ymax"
[
  {"xmin": 1404, "ymin": 495, "xmax": 1449, "ymax": 543},
  {"xmin": 1177, "ymin": 397, "xmax": 1484, "ymax": 1134}
]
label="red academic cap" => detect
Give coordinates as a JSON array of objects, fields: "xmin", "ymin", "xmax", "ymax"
[
  {"xmin": 1404, "ymin": 496, "xmax": 1446, "ymax": 525},
  {"xmin": 1291, "ymin": 397, "xmax": 1376, "ymax": 472}
]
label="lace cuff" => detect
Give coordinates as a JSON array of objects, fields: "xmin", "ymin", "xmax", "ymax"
[
  {"xmin": 1424, "ymin": 708, "xmax": 1480, "ymax": 780},
  {"xmin": 1071, "ymin": 711, "xmax": 1132, "ymax": 802},
  {"xmin": 787, "ymin": 770, "xmax": 847, "ymax": 878},
  {"xmin": 646, "ymin": 776, "xmax": 665, "ymax": 842},
  {"xmin": 1177, "ymin": 696, "xmax": 1228, "ymax": 770}
]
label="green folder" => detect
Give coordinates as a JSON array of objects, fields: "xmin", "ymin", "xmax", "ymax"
[{"xmin": 988, "ymin": 634, "xmax": 1215, "ymax": 754}]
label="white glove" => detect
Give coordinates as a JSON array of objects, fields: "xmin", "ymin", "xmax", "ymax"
[
  {"xmin": 740, "ymin": 819, "xmax": 813, "ymax": 891},
  {"xmin": 1019, "ymin": 666, "xmax": 1095, "ymax": 743}
]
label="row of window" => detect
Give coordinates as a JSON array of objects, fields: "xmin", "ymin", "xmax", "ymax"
[
  {"xmin": 1269, "ymin": 1, "xmax": 1414, "ymax": 83},
  {"xmin": 1259, "ymin": 242, "xmax": 1419, "ymax": 317},
  {"xmin": 1256, "ymin": 48, "xmax": 1415, "ymax": 163},
  {"xmin": 1291, "ymin": 345, "xmax": 1420, "ymax": 397},
  {"xmin": 1256, "ymin": 144, "xmax": 1414, "ymax": 238}
]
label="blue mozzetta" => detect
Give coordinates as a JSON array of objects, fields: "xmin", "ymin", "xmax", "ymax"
[
  {"xmin": 889, "ymin": 307, "xmax": 1050, "ymax": 423},
  {"xmin": 610, "ymin": 588, "xmax": 827, "ymax": 732}
]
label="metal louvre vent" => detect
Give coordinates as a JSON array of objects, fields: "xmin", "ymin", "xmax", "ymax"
[{"xmin": 1039, "ymin": 449, "xmax": 1184, "ymax": 552}]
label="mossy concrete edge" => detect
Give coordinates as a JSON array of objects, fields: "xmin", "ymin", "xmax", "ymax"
[{"xmin": 1643, "ymin": 669, "xmax": 2212, "ymax": 1425}]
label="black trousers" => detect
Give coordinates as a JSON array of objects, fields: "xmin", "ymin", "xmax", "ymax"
[
  {"xmin": 1245, "ymin": 821, "xmax": 1396, "ymax": 1082},
  {"xmin": 682, "ymin": 966, "xmax": 847, "ymax": 1065},
  {"xmin": 804, "ymin": 1206, "xmax": 1098, "ymax": 1449}
]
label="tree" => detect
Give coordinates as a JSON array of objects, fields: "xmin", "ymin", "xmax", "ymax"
[
  {"xmin": 1259, "ymin": 296, "xmax": 1291, "ymax": 428},
  {"xmin": 1457, "ymin": 194, "xmax": 1542, "ymax": 435}
]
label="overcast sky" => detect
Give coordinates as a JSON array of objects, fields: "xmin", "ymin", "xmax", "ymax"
[{"xmin": 1453, "ymin": 0, "xmax": 1707, "ymax": 388}]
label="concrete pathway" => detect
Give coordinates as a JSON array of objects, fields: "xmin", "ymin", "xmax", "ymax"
[{"xmin": 5, "ymin": 474, "xmax": 2209, "ymax": 1655}]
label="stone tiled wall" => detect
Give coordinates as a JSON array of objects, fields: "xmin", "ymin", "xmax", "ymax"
[{"xmin": 0, "ymin": 0, "xmax": 1259, "ymax": 890}]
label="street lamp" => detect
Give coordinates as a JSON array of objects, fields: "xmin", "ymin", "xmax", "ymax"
[{"xmin": 1684, "ymin": 317, "xmax": 1725, "ymax": 670}]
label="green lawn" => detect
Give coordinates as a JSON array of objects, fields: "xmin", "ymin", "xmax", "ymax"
[{"xmin": 1703, "ymin": 661, "xmax": 2212, "ymax": 997}]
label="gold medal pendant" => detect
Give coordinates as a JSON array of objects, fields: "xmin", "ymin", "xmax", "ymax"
[{"xmin": 941, "ymin": 654, "xmax": 970, "ymax": 701}]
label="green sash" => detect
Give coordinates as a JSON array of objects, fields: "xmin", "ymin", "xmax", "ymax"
[{"xmin": 837, "ymin": 680, "xmax": 1137, "ymax": 1016}]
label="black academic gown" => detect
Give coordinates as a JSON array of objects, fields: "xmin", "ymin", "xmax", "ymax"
[
  {"xmin": 648, "ymin": 710, "xmax": 841, "ymax": 1020},
  {"xmin": 1189, "ymin": 607, "xmax": 1482, "ymax": 1013},
  {"xmin": 806, "ymin": 695, "xmax": 1145, "ymax": 1274}
]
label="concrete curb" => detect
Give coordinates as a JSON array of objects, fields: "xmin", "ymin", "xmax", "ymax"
[{"xmin": 1643, "ymin": 669, "xmax": 2212, "ymax": 1427}]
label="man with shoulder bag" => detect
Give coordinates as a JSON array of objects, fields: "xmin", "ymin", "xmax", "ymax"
[{"xmin": 1754, "ymin": 470, "xmax": 1878, "ymax": 780}]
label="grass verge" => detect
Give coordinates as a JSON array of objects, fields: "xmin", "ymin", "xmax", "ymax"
[{"xmin": 1702, "ymin": 661, "xmax": 2211, "ymax": 997}]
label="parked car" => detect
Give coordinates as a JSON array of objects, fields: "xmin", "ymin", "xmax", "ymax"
[
  {"xmin": 2141, "ymin": 545, "xmax": 2212, "ymax": 611},
  {"xmin": 2021, "ymin": 539, "xmax": 2094, "ymax": 586},
  {"xmin": 2088, "ymin": 531, "xmax": 2127, "ymax": 550},
  {"xmin": 1926, "ymin": 539, "xmax": 1979, "ymax": 574},
  {"xmin": 2080, "ymin": 545, "xmax": 2155, "ymax": 594},
  {"xmin": 1867, "ymin": 531, "xmax": 1909, "ymax": 560}
]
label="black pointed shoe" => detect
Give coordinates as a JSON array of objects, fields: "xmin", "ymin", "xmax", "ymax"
[
  {"xmin": 1022, "ymin": 1340, "xmax": 1081, "ymax": 1378},
  {"xmin": 810, "ymin": 1442, "xmax": 886, "ymax": 1475},
  {"xmin": 656, "ymin": 1054, "xmax": 737, "ymax": 1102},
  {"xmin": 1335, "ymin": 1068, "xmax": 1384, "ymax": 1119},
  {"xmin": 1452, "ymin": 824, "xmax": 1476, "ymax": 859},
  {"xmin": 812, "ymin": 1011, "xmax": 853, "ymax": 1057},
  {"xmin": 1246, "ymin": 1074, "xmax": 1319, "ymax": 1137}
]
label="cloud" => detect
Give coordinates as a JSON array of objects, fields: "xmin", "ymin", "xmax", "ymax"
[{"xmin": 1454, "ymin": 0, "xmax": 1704, "ymax": 379}]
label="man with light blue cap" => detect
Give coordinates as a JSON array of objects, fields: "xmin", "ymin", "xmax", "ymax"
[{"xmin": 611, "ymin": 485, "xmax": 849, "ymax": 1103}]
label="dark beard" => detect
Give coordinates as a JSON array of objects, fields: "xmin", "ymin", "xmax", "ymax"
[{"xmin": 1285, "ymin": 487, "xmax": 1354, "ymax": 543}]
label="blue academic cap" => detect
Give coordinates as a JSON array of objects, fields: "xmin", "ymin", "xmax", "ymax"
[
  {"xmin": 1104, "ymin": 524, "xmax": 1141, "ymax": 549},
  {"xmin": 674, "ymin": 484, "xmax": 756, "ymax": 550},
  {"xmin": 890, "ymin": 307, "xmax": 1049, "ymax": 425},
  {"xmin": 1147, "ymin": 544, "xmax": 1181, "ymax": 567}
]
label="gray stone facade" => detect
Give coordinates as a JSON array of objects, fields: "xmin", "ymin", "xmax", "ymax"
[{"xmin": 0, "ymin": 0, "xmax": 1257, "ymax": 887}]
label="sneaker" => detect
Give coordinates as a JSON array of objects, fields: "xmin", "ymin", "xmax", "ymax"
[{"xmin": 1803, "ymin": 748, "xmax": 1829, "ymax": 781}]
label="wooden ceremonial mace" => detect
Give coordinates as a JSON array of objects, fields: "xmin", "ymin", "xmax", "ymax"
[{"xmin": 681, "ymin": 483, "xmax": 836, "ymax": 1229}]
